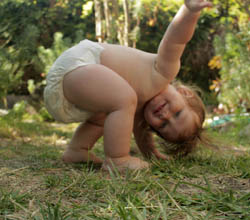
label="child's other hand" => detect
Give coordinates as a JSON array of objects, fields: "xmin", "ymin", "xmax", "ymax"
[
  {"xmin": 152, "ymin": 148, "xmax": 168, "ymax": 160},
  {"xmin": 185, "ymin": 0, "xmax": 212, "ymax": 12}
]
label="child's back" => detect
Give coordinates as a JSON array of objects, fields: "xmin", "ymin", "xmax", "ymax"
[{"xmin": 98, "ymin": 42, "xmax": 166, "ymax": 109}]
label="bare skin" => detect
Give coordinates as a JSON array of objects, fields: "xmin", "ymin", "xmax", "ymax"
[
  {"xmin": 62, "ymin": 121, "xmax": 104, "ymax": 164},
  {"xmin": 61, "ymin": 0, "xmax": 212, "ymax": 171}
]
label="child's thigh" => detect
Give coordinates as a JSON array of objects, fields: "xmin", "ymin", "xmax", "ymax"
[{"xmin": 63, "ymin": 64, "xmax": 137, "ymax": 113}]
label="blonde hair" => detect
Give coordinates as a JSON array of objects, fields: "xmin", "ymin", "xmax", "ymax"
[{"xmin": 153, "ymin": 81, "xmax": 211, "ymax": 157}]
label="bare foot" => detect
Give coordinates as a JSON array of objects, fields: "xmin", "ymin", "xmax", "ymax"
[
  {"xmin": 102, "ymin": 156, "xmax": 149, "ymax": 171},
  {"xmin": 62, "ymin": 148, "xmax": 103, "ymax": 164}
]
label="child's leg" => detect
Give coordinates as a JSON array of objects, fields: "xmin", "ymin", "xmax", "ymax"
[
  {"xmin": 63, "ymin": 64, "xmax": 149, "ymax": 170},
  {"xmin": 62, "ymin": 121, "xmax": 103, "ymax": 164}
]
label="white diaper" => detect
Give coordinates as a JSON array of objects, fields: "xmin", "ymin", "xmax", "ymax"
[{"xmin": 44, "ymin": 39, "xmax": 104, "ymax": 123}]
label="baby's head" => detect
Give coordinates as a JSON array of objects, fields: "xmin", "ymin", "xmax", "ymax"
[{"xmin": 144, "ymin": 81, "xmax": 206, "ymax": 156}]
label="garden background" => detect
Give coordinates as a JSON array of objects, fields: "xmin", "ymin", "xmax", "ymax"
[{"xmin": 0, "ymin": 0, "xmax": 250, "ymax": 219}]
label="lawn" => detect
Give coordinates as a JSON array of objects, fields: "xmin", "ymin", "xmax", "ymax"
[{"xmin": 0, "ymin": 109, "xmax": 250, "ymax": 220}]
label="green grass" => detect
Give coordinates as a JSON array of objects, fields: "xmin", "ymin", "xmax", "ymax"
[{"xmin": 0, "ymin": 113, "xmax": 250, "ymax": 220}]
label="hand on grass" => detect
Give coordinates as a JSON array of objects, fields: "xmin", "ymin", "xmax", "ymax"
[{"xmin": 152, "ymin": 148, "xmax": 168, "ymax": 160}]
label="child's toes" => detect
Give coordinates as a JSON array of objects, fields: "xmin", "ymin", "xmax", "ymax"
[
  {"xmin": 102, "ymin": 156, "xmax": 149, "ymax": 171},
  {"xmin": 125, "ymin": 157, "xmax": 149, "ymax": 170},
  {"xmin": 62, "ymin": 149, "xmax": 103, "ymax": 164}
]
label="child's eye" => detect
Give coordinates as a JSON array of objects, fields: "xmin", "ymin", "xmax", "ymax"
[
  {"xmin": 160, "ymin": 120, "xmax": 169, "ymax": 129},
  {"xmin": 175, "ymin": 111, "xmax": 181, "ymax": 118}
]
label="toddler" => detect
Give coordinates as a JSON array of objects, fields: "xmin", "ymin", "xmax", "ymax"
[{"xmin": 44, "ymin": 0, "xmax": 212, "ymax": 171}]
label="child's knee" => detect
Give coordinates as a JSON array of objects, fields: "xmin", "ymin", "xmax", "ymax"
[{"xmin": 116, "ymin": 92, "xmax": 138, "ymax": 115}]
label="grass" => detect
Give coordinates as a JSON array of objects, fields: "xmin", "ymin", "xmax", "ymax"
[{"xmin": 0, "ymin": 111, "xmax": 250, "ymax": 220}]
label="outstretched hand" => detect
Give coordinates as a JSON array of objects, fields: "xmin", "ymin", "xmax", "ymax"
[{"xmin": 185, "ymin": 0, "xmax": 212, "ymax": 12}]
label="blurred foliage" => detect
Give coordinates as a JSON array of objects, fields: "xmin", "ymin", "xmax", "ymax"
[
  {"xmin": 211, "ymin": 23, "xmax": 250, "ymax": 113},
  {"xmin": 0, "ymin": 48, "xmax": 23, "ymax": 107},
  {"xmin": 38, "ymin": 31, "xmax": 85, "ymax": 74},
  {"xmin": 2, "ymin": 101, "xmax": 43, "ymax": 124},
  {"xmin": 0, "ymin": 0, "xmax": 94, "ymax": 99},
  {"xmin": 0, "ymin": 0, "xmax": 249, "ymax": 113},
  {"xmin": 208, "ymin": 0, "xmax": 250, "ymax": 113}
]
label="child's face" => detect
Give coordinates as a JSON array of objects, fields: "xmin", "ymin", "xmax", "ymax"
[{"xmin": 144, "ymin": 85, "xmax": 199, "ymax": 141}]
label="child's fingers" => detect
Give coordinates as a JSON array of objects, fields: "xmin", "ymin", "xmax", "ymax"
[
  {"xmin": 200, "ymin": 1, "xmax": 213, "ymax": 9},
  {"xmin": 157, "ymin": 153, "xmax": 168, "ymax": 160},
  {"xmin": 185, "ymin": 0, "xmax": 213, "ymax": 12},
  {"xmin": 153, "ymin": 149, "xmax": 168, "ymax": 160}
]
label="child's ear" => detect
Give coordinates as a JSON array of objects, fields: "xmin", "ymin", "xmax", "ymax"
[{"xmin": 177, "ymin": 87, "xmax": 193, "ymax": 98}]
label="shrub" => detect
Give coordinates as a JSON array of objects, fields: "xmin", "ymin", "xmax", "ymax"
[{"xmin": 212, "ymin": 22, "xmax": 250, "ymax": 112}]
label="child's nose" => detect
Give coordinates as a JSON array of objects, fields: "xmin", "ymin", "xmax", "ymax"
[
  {"xmin": 157, "ymin": 104, "xmax": 171, "ymax": 119},
  {"xmin": 159, "ymin": 111, "xmax": 171, "ymax": 120}
]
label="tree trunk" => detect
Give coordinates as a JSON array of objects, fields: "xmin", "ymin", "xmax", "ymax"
[
  {"xmin": 103, "ymin": 0, "xmax": 112, "ymax": 42},
  {"xmin": 132, "ymin": 17, "xmax": 140, "ymax": 48},
  {"xmin": 112, "ymin": 0, "xmax": 124, "ymax": 45},
  {"xmin": 122, "ymin": 0, "xmax": 130, "ymax": 46},
  {"xmin": 94, "ymin": 0, "xmax": 103, "ymax": 42},
  {"xmin": 49, "ymin": 0, "xmax": 56, "ymax": 8},
  {"xmin": 130, "ymin": 0, "xmax": 142, "ymax": 48}
]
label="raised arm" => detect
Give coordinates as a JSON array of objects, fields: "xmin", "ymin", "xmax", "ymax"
[{"xmin": 156, "ymin": 0, "xmax": 212, "ymax": 81}]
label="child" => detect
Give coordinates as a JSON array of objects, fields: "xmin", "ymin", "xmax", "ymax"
[{"xmin": 44, "ymin": 0, "xmax": 212, "ymax": 171}]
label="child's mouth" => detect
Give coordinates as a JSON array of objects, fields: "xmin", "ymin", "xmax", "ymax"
[{"xmin": 154, "ymin": 102, "xmax": 166, "ymax": 114}]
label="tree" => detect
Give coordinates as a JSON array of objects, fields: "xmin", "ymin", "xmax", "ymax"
[
  {"xmin": 93, "ymin": 0, "xmax": 141, "ymax": 46},
  {"xmin": 94, "ymin": 0, "xmax": 103, "ymax": 42},
  {"xmin": 122, "ymin": 0, "xmax": 130, "ymax": 46},
  {"xmin": 103, "ymin": 0, "xmax": 112, "ymax": 41}
]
